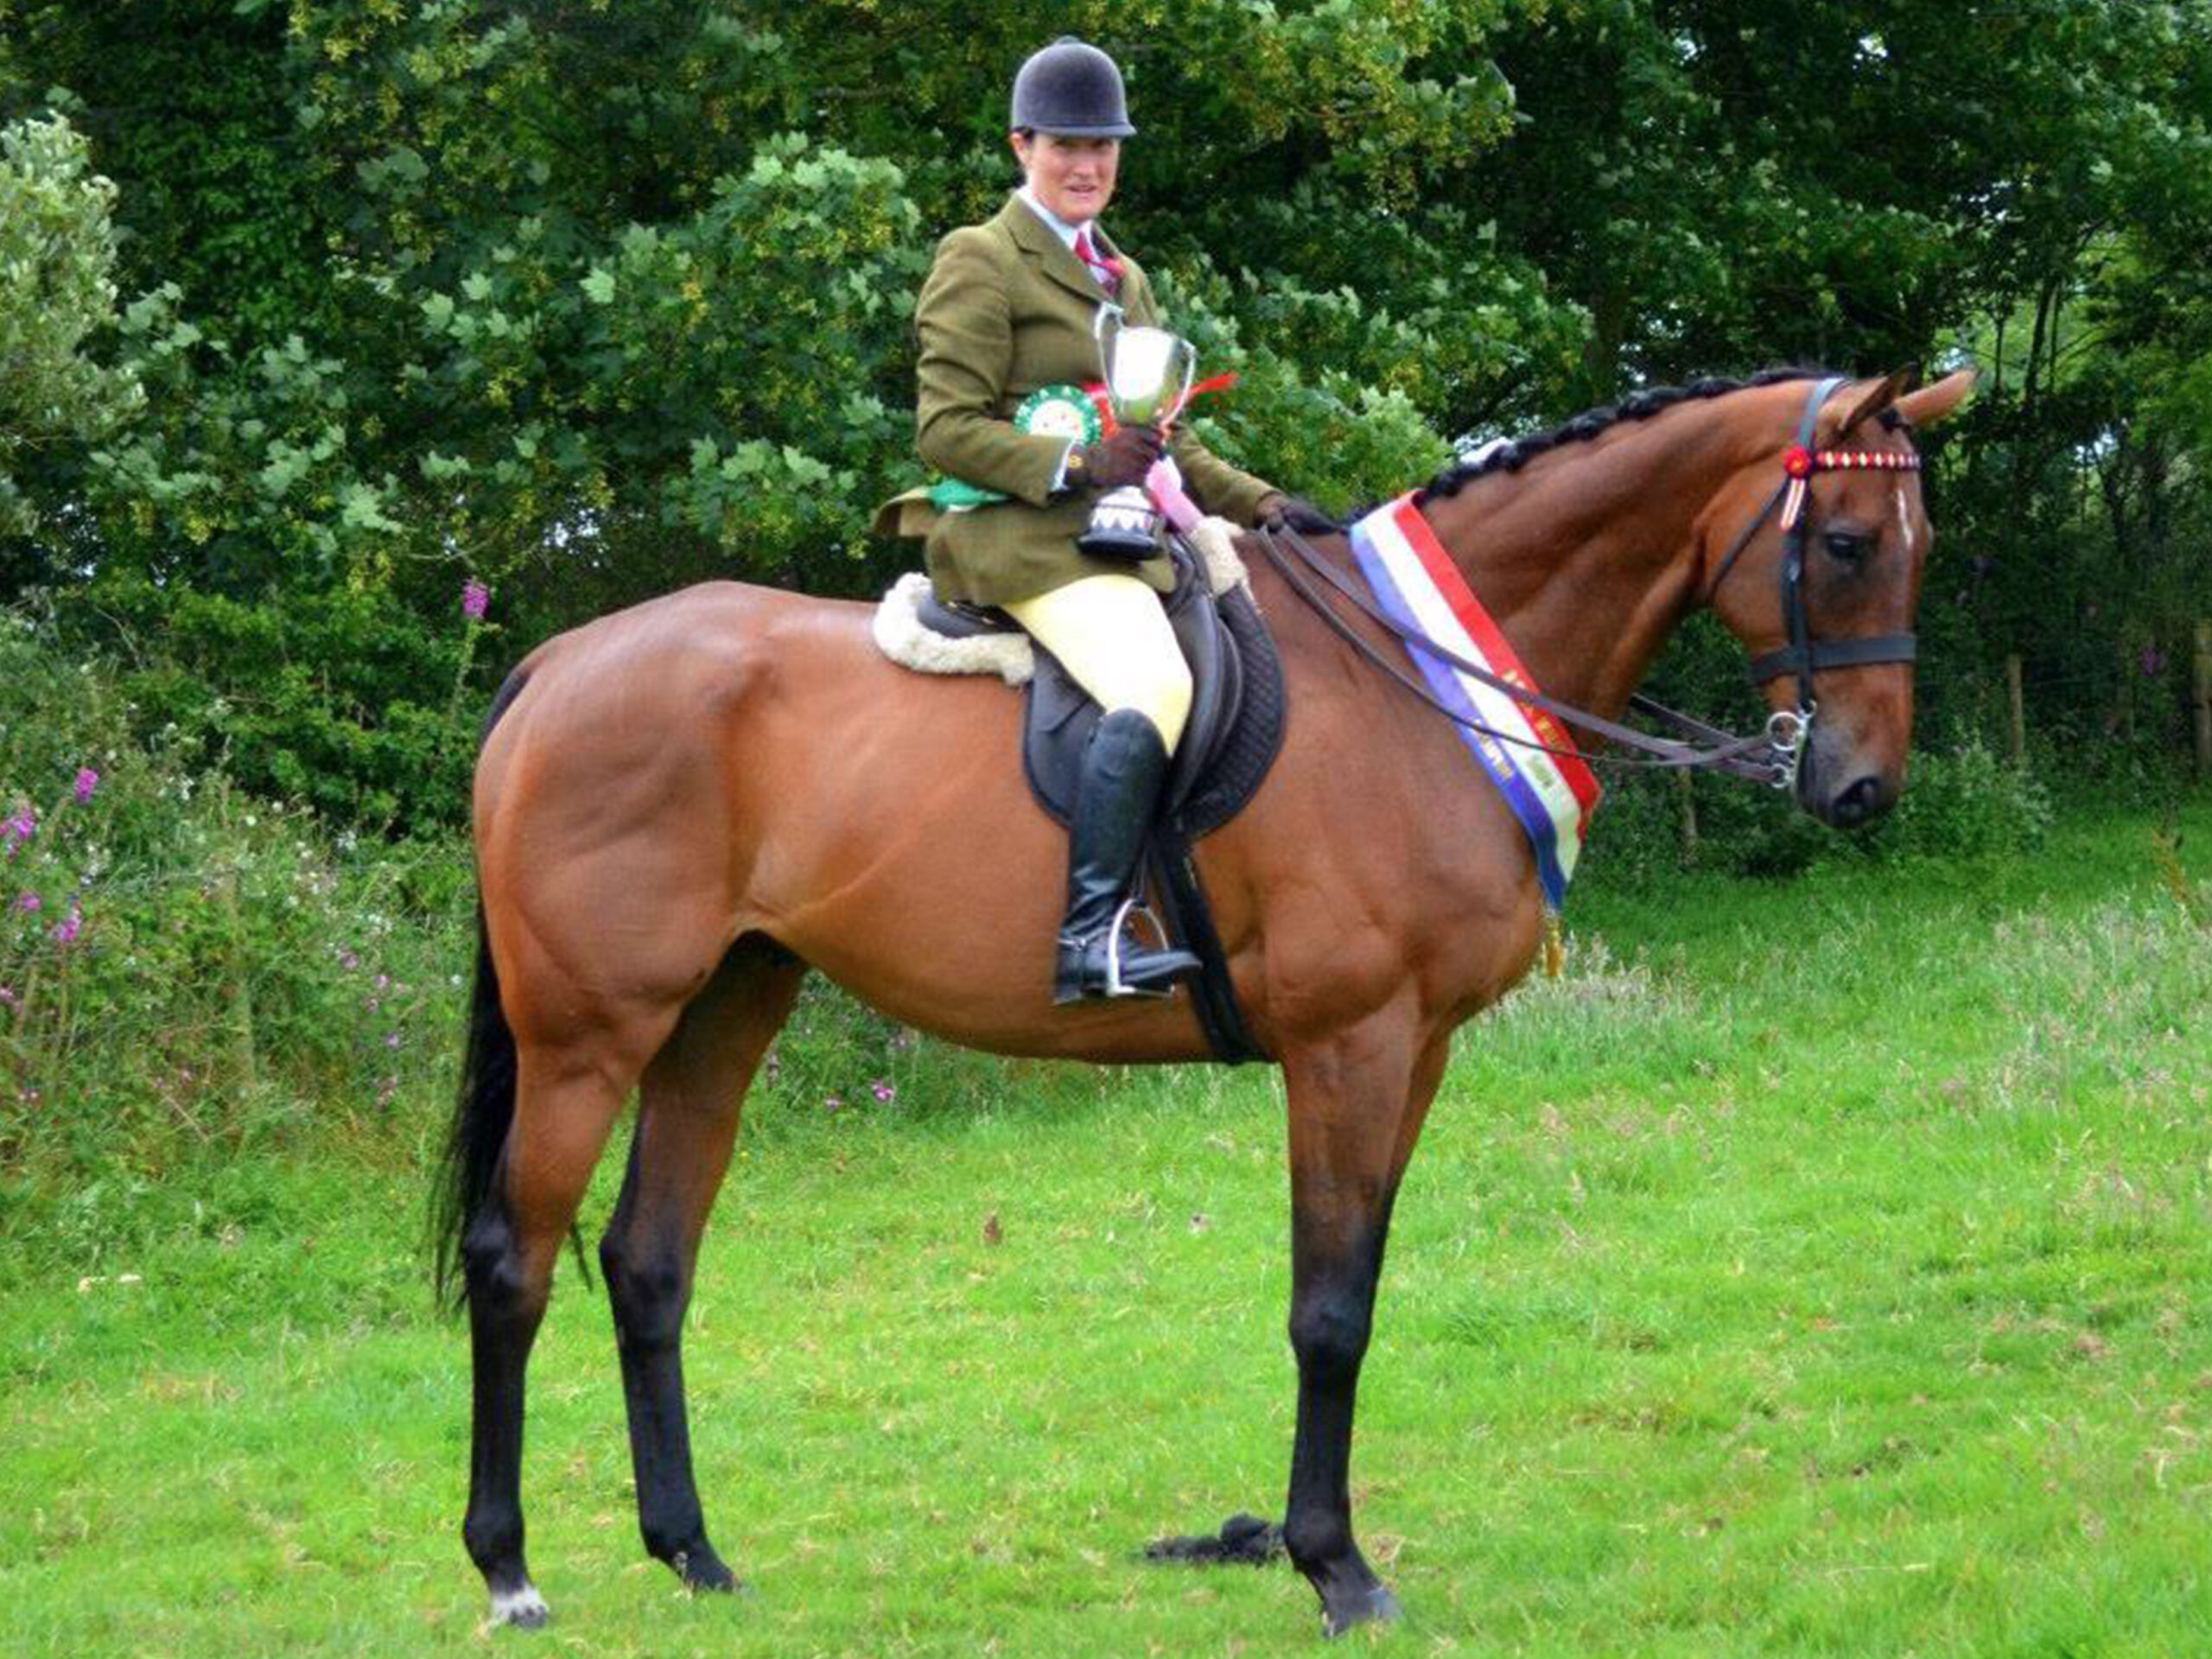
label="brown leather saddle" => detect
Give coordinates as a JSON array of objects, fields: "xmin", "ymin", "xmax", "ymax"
[{"xmin": 912, "ymin": 536, "xmax": 1287, "ymax": 1058}]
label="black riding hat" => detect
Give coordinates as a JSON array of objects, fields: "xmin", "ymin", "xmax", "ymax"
[{"xmin": 1009, "ymin": 36, "xmax": 1135, "ymax": 138}]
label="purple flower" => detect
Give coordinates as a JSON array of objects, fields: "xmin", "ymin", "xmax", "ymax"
[
  {"xmin": 0, "ymin": 985, "xmax": 15, "ymax": 1004},
  {"xmin": 823, "ymin": 1092, "xmax": 842, "ymax": 1111},
  {"xmin": 384, "ymin": 1031, "xmax": 402, "ymax": 1049},
  {"xmin": 461, "ymin": 577, "xmax": 490, "ymax": 620},
  {"xmin": 4, "ymin": 807, "xmax": 34, "ymax": 847},
  {"xmin": 339, "ymin": 948, "xmax": 359, "ymax": 970},
  {"xmin": 869, "ymin": 1078, "xmax": 896, "ymax": 1103},
  {"xmin": 73, "ymin": 768, "xmax": 98, "ymax": 804},
  {"xmin": 15, "ymin": 892, "xmax": 39, "ymax": 912},
  {"xmin": 50, "ymin": 906, "xmax": 80, "ymax": 945},
  {"xmin": 2139, "ymin": 645, "xmax": 2165, "ymax": 677}
]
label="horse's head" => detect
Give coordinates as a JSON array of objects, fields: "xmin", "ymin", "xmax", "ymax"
[{"xmin": 1700, "ymin": 368, "xmax": 1974, "ymax": 828}]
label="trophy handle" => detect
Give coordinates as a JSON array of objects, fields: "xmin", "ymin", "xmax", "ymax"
[{"xmin": 1162, "ymin": 338, "xmax": 1199, "ymax": 429}]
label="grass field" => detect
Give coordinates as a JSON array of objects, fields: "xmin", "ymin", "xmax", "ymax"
[{"xmin": 2, "ymin": 800, "xmax": 2209, "ymax": 1656}]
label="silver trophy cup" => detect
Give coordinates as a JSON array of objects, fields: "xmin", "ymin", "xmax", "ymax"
[{"xmin": 1077, "ymin": 308, "xmax": 1198, "ymax": 561}]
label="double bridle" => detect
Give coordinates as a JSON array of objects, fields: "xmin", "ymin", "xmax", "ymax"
[
  {"xmin": 1250, "ymin": 375, "xmax": 1923, "ymax": 792},
  {"xmin": 1706, "ymin": 374, "xmax": 1921, "ymax": 734}
]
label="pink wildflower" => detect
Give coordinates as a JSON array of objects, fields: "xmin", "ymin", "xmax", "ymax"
[
  {"xmin": 461, "ymin": 577, "xmax": 490, "ymax": 620},
  {"xmin": 16, "ymin": 892, "xmax": 39, "ymax": 912},
  {"xmin": 51, "ymin": 906, "xmax": 81, "ymax": 945},
  {"xmin": 869, "ymin": 1079, "xmax": 896, "ymax": 1103},
  {"xmin": 73, "ymin": 768, "xmax": 98, "ymax": 804}
]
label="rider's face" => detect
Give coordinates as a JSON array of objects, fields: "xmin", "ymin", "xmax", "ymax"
[{"xmin": 1010, "ymin": 131, "xmax": 1120, "ymax": 225}]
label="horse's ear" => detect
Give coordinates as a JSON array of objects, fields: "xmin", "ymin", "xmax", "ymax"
[
  {"xmin": 1826, "ymin": 368, "xmax": 1914, "ymax": 442},
  {"xmin": 1891, "ymin": 367, "xmax": 1977, "ymax": 429}
]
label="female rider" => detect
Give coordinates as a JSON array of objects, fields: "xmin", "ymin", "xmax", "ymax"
[{"xmin": 882, "ymin": 36, "xmax": 1287, "ymax": 1004}]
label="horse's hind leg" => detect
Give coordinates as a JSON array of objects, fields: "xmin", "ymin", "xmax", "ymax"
[
  {"xmin": 463, "ymin": 1020, "xmax": 665, "ymax": 1627},
  {"xmin": 599, "ymin": 935, "xmax": 805, "ymax": 1592}
]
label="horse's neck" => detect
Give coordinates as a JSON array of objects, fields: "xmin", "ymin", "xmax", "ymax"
[{"xmin": 1417, "ymin": 417, "xmax": 1745, "ymax": 721}]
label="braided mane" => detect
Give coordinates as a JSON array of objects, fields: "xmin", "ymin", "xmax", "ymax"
[{"xmin": 1414, "ymin": 367, "xmax": 1832, "ymax": 506}]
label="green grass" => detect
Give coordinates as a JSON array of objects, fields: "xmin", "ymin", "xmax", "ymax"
[{"xmin": 2, "ymin": 801, "xmax": 2209, "ymax": 1656}]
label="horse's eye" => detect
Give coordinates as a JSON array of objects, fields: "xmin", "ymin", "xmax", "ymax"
[{"xmin": 1824, "ymin": 530, "xmax": 1870, "ymax": 566}]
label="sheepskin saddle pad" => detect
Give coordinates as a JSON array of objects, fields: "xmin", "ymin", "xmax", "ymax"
[{"xmin": 872, "ymin": 521, "xmax": 1286, "ymax": 840}]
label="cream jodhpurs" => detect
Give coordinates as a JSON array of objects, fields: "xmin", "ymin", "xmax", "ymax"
[{"xmin": 1004, "ymin": 573, "xmax": 1192, "ymax": 753}]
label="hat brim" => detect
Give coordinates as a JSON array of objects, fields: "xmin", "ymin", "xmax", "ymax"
[{"xmin": 1024, "ymin": 121, "xmax": 1137, "ymax": 138}]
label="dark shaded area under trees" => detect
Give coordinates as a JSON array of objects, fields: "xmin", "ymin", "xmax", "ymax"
[{"xmin": 2, "ymin": 0, "xmax": 2207, "ymax": 832}]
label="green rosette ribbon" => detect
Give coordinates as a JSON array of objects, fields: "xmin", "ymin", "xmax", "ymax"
[{"xmin": 927, "ymin": 384, "xmax": 1102, "ymax": 512}]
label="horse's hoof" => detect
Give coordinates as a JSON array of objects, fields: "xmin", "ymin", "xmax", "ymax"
[
  {"xmin": 487, "ymin": 1582, "xmax": 550, "ymax": 1629},
  {"xmin": 667, "ymin": 1544, "xmax": 742, "ymax": 1595},
  {"xmin": 1321, "ymin": 1583, "xmax": 1402, "ymax": 1637}
]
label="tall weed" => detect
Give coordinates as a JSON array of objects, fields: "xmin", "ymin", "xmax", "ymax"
[{"xmin": 0, "ymin": 614, "xmax": 469, "ymax": 1182}]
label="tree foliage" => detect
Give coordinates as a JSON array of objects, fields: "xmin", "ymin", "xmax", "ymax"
[
  {"xmin": 0, "ymin": 0, "xmax": 2206, "ymax": 829},
  {"xmin": 0, "ymin": 112, "xmax": 143, "ymax": 537}
]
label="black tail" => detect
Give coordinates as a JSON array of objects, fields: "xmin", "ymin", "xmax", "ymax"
[
  {"xmin": 431, "ymin": 901, "xmax": 519, "ymax": 1310},
  {"xmin": 431, "ymin": 664, "xmax": 534, "ymax": 1311}
]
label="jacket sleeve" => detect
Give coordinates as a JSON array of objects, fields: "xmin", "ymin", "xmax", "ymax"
[
  {"xmin": 913, "ymin": 228, "xmax": 1070, "ymax": 507},
  {"xmin": 1123, "ymin": 264, "xmax": 1280, "ymax": 525}
]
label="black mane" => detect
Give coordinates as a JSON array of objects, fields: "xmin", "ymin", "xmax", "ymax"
[{"xmin": 1414, "ymin": 366, "xmax": 1833, "ymax": 505}]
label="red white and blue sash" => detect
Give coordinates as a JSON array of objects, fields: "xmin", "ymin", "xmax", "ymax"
[{"xmin": 1347, "ymin": 494, "xmax": 1601, "ymax": 908}]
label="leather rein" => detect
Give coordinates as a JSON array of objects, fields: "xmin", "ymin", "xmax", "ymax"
[{"xmin": 1249, "ymin": 376, "xmax": 1922, "ymax": 791}]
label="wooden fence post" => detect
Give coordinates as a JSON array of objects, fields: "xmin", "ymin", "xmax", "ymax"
[
  {"xmin": 1675, "ymin": 766, "xmax": 1698, "ymax": 863},
  {"xmin": 2194, "ymin": 620, "xmax": 2211, "ymax": 779},
  {"xmin": 2005, "ymin": 653, "xmax": 2026, "ymax": 768}
]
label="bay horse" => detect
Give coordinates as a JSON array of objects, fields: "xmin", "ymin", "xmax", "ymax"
[{"xmin": 437, "ymin": 365, "xmax": 1974, "ymax": 1635}]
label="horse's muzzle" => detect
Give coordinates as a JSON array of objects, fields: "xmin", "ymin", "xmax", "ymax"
[
  {"xmin": 1821, "ymin": 770, "xmax": 1897, "ymax": 828},
  {"xmin": 1800, "ymin": 740, "xmax": 1901, "ymax": 828}
]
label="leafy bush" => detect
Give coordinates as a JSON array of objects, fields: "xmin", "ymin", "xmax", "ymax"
[
  {"xmin": 0, "ymin": 613, "xmax": 472, "ymax": 1180},
  {"xmin": 1584, "ymin": 734, "xmax": 2055, "ymax": 887},
  {"xmin": 0, "ymin": 113, "xmax": 145, "ymax": 536},
  {"xmin": 1866, "ymin": 738, "xmax": 2053, "ymax": 861}
]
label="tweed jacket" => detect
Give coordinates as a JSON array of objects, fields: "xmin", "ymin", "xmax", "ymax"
[{"xmin": 874, "ymin": 195, "xmax": 1277, "ymax": 606}]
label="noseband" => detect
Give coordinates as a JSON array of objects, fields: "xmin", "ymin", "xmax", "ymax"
[{"xmin": 1705, "ymin": 375, "xmax": 1922, "ymax": 777}]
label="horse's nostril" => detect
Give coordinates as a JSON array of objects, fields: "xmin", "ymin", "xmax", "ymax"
[{"xmin": 1832, "ymin": 774, "xmax": 1885, "ymax": 827}]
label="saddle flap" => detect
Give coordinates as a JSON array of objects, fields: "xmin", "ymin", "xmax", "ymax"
[
  {"xmin": 1019, "ymin": 538, "xmax": 1284, "ymax": 840},
  {"xmin": 1161, "ymin": 557, "xmax": 1242, "ymax": 817}
]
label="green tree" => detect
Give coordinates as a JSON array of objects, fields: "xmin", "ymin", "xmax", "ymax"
[{"xmin": 0, "ymin": 113, "xmax": 143, "ymax": 537}]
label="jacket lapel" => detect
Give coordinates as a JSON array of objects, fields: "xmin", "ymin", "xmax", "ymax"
[{"xmin": 996, "ymin": 194, "xmax": 1118, "ymax": 313}]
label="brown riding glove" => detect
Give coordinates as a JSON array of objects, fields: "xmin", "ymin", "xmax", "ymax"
[{"xmin": 1070, "ymin": 423, "xmax": 1166, "ymax": 491}]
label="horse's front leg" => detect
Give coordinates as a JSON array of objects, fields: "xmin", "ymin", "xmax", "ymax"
[{"xmin": 1280, "ymin": 1021, "xmax": 1451, "ymax": 1637}]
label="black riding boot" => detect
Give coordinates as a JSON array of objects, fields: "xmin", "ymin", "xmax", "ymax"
[{"xmin": 1054, "ymin": 708, "xmax": 1201, "ymax": 1004}]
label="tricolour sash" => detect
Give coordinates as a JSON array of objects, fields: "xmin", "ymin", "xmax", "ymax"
[{"xmin": 1347, "ymin": 494, "xmax": 1601, "ymax": 907}]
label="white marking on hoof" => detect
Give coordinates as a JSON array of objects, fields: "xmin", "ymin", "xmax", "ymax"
[{"xmin": 488, "ymin": 1583, "xmax": 550, "ymax": 1628}]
